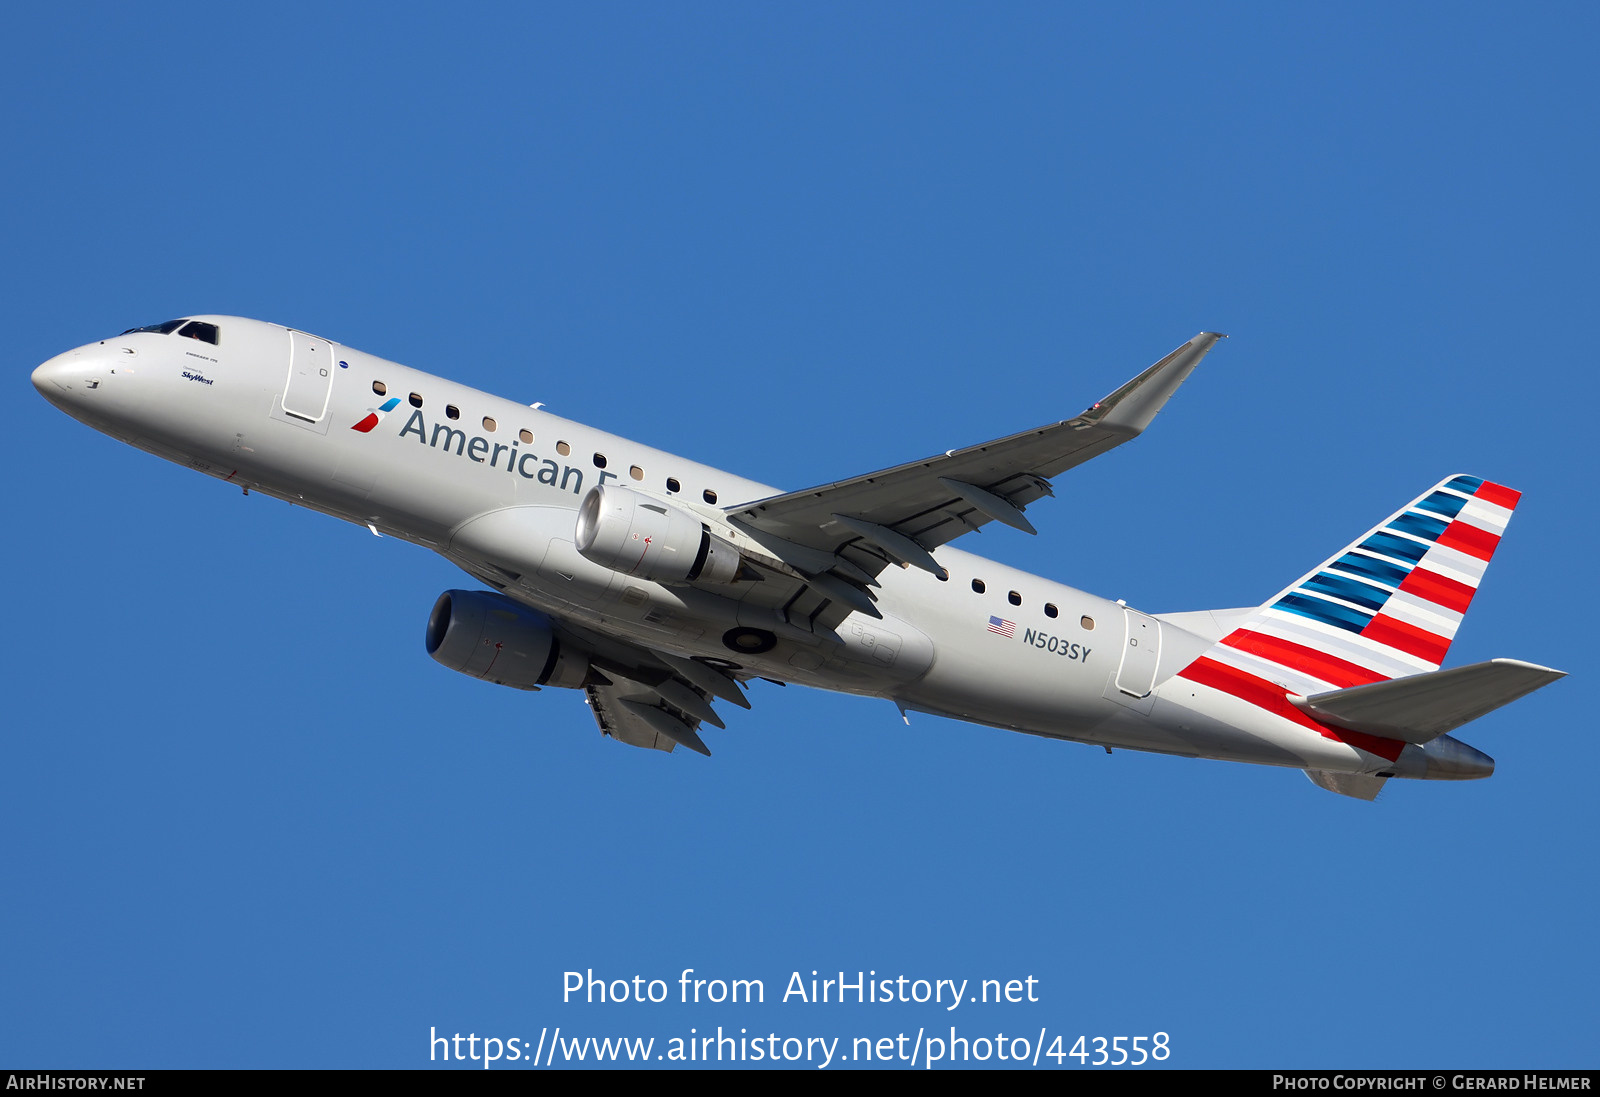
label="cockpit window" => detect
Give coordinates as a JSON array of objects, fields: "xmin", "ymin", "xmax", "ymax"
[
  {"xmin": 122, "ymin": 319, "xmax": 186, "ymax": 336},
  {"xmin": 177, "ymin": 321, "xmax": 220, "ymax": 345},
  {"xmin": 118, "ymin": 319, "xmax": 222, "ymax": 344}
]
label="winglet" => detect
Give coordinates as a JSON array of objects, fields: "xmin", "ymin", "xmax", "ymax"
[{"xmin": 1087, "ymin": 332, "xmax": 1226, "ymax": 435}]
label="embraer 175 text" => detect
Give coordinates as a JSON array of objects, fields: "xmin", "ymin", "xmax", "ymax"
[{"xmin": 32, "ymin": 318, "xmax": 1564, "ymax": 799}]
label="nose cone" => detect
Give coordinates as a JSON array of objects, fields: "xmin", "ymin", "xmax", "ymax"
[
  {"xmin": 33, "ymin": 352, "xmax": 73, "ymax": 394},
  {"xmin": 33, "ymin": 347, "xmax": 109, "ymax": 416},
  {"xmin": 33, "ymin": 350, "xmax": 86, "ymax": 406}
]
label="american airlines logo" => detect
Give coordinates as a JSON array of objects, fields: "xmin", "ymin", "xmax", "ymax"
[
  {"xmin": 359, "ymin": 407, "xmax": 606, "ymax": 497},
  {"xmin": 351, "ymin": 397, "xmax": 401, "ymax": 433}
]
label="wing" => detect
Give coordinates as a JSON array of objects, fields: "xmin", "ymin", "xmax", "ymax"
[
  {"xmin": 727, "ymin": 333, "xmax": 1225, "ymax": 582},
  {"xmin": 440, "ymin": 547, "xmax": 755, "ymax": 756}
]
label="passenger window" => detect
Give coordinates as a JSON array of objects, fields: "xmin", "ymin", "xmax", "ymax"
[
  {"xmin": 519, "ymin": 429, "xmax": 533, "ymax": 444},
  {"xmin": 972, "ymin": 579, "xmax": 986, "ymax": 594},
  {"xmin": 593, "ymin": 453, "xmax": 607, "ymax": 469},
  {"xmin": 409, "ymin": 392, "xmax": 423, "ymax": 408},
  {"xmin": 482, "ymin": 417, "xmax": 496, "ymax": 432},
  {"xmin": 1081, "ymin": 616, "xmax": 1095, "ymax": 630},
  {"xmin": 1045, "ymin": 603, "xmax": 1058, "ymax": 618},
  {"xmin": 177, "ymin": 321, "xmax": 220, "ymax": 345},
  {"xmin": 446, "ymin": 404, "xmax": 460, "ymax": 420},
  {"xmin": 703, "ymin": 489, "xmax": 718, "ymax": 504},
  {"xmin": 1008, "ymin": 591, "xmax": 1022, "ymax": 606},
  {"xmin": 373, "ymin": 381, "xmax": 387, "ymax": 396},
  {"xmin": 556, "ymin": 441, "xmax": 571, "ymax": 456},
  {"xmin": 666, "ymin": 478, "xmax": 681, "ymax": 493},
  {"xmin": 629, "ymin": 465, "xmax": 644, "ymax": 481}
]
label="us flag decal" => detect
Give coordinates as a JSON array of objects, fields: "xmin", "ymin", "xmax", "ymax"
[{"xmin": 987, "ymin": 616, "xmax": 1015, "ymax": 638}]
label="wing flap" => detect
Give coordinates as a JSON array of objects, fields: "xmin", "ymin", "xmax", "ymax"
[
  {"xmin": 566, "ymin": 625, "xmax": 751, "ymax": 756},
  {"xmin": 1292, "ymin": 659, "xmax": 1565, "ymax": 744},
  {"xmin": 585, "ymin": 684, "xmax": 679, "ymax": 753}
]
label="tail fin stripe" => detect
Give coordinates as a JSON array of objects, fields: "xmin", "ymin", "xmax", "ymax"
[
  {"xmin": 1361, "ymin": 614, "xmax": 1450, "ymax": 663},
  {"xmin": 1388, "ymin": 511, "xmax": 1451, "ymax": 541},
  {"xmin": 1417, "ymin": 548, "xmax": 1488, "ymax": 590},
  {"xmin": 1360, "ymin": 531, "xmax": 1430, "ymax": 564},
  {"xmin": 1446, "ymin": 474, "xmax": 1486, "ymax": 493},
  {"xmin": 1259, "ymin": 612, "xmax": 1430, "ymax": 676},
  {"xmin": 1415, "ymin": 491, "xmax": 1470, "ymax": 520},
  {"xmin": 1334, "ymin": 552, "xmax": 1411, "ymax": 588},
  {"xmin": 1212, "ymin": 644, "xmax": 1338, "ymax": 696},
  {"xmin": 1398, "ymin": 567, "xmax": 1475, "ymax": 614},
  {"xmin": 1303, "ymin": 572, "xmax": 1391, "ymax": 611},
  {"xmin": 1276, "ymin": 593, "xmax": 1373, "ymax": 633},
  {"xmin": 1474, "ymin": 480, "xmax": 1521, "ymax": 509},
  {"xmin": 1178, "ymin": 657, "xmax": 1406, "ymax": 762},
  {"xmin": 1459, "ymin": 498, "xmax": 1512, "ymax": 533},
  {"xmin": 1382, "ymin": 592, "xmax": 1463, "ymax": 635},
  {"xmin": 1435, "ymin": 521, "xmax": 1500, "ymax": 561},
  {"xmin": 1221, "ymin": 629, "xmax": 1388, "ymax": 689}
]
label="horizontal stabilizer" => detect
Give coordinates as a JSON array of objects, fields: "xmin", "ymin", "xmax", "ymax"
[
  {"xmin": 1292, "ymin": 659, "xmax": 1565, "ymax": 744},
  {"xmin": 1305, "ymin": 769, "xmax": 1387, "ymax": 801}
]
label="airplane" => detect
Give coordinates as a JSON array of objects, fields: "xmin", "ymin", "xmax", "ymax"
[{"xmin": 31, "ymin": 317, "xmax": 1564, "ymax": 800}]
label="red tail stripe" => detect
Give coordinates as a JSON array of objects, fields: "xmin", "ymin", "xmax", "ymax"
[
  {"xmin": 1177, "ymin": 657, "xmax": 1404, "ymax": 762},
  {"xmin": 1435, "ymin": 520, "xmax": 1499, "ymax": 561},
  {"xmin": 1361, "ymin": 613, "xmax": 1449, "ymax": 664},
  {"xmin": 1220, "ymin": 629, "xmax": 1388, "ymax": 688},
  {"xmin": 1398, "ymin": 566, "xmax": 1476, "ymax": 614},
  {"xmin": 1475, "ymin": 480, "xmax": 1521, "ymax": 509}
]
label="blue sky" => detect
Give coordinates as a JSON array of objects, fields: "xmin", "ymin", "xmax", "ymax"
[{"xmin": 4, "ymin": 2, "xmax": 1595, "ymax": 1069}]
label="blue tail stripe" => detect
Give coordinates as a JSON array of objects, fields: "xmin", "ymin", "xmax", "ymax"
[
  {"xmin": 1303, "ymin": 572, "xmax": 1390, "ymax": 611},
  {"xmin": 1388, "ymin": 511, "xmax": 1450, "ymax": 542},
  {"xmin": 1414, "ymin": 490, "xmax": 1468, "ymax": 520},
  {"xmin": 1446, "ymin": 474, "xmax": 1485, "ymax": 493},
  {"xmin": 1361, "ymin": 531, "xmax": 1430, "ymax": 564},
  {"xmin": 1273, "ymin": 592, "xmax": 1374, "ymax": 633},
  {"xmin": 1329, "ymin": 552, "xmax": 1410, "ymax": 588}
]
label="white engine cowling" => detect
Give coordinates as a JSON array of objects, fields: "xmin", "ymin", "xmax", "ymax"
[
  {"xmin": 425, "ymin": 589, "xmax": 589, "ymax": 690},
  {"xmin": 574, "ymin": 485, "xmax": 741, "ymax": 584}
]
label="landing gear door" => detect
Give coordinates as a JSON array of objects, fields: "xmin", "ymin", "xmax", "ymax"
[
  {"xmin": 282, "ymin": 331, "xmax": 335, "ymax": 423},
  {"xmin": 1114, "ymin": 607, "xmax": 1161, "ymax": 699}
]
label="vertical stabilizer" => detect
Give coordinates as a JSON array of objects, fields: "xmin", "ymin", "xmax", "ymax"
[{"xmin": 1190, "ymin": 475, "xmax": 1520, "ymax": 699}]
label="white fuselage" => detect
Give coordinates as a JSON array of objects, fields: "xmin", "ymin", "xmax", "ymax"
[{"xmin": 31, "ymin": 316, "xmax": 1454, "ymax": 780}]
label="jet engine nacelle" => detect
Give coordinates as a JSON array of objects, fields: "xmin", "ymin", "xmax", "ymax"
[
  {"xmin": 574, "ymin": 484, "xmax": 741, "ymax": 584},
  {"xmin": 425, "ymin": 589, "xmax": 589, "ymax": 690}
]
